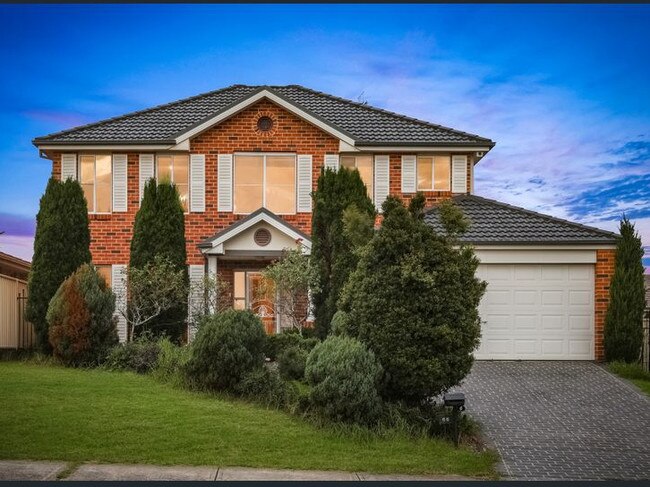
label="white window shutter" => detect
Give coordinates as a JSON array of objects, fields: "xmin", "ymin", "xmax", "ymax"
[
  {"xmin": 374, "ymin": 155, "xmax": 390, "ymax": 211},
  {"xmin": 190, "ymin": 154, "xmax": 206, "ymax": 212},
  {"xmin": 452, "ymin": 155, "xmax": 468, "ymax": 194},
  {"xmin": 324, "ymin": 154, "xmax": 339, "ymax": 172},
  {"xmin": 112, "ymin": 154, "xmax": 128, "ymax": 212},
  {"xmin": 401, "ymin": 155, "xmax": 416, "ymax": 193},
  {"xmin": 297, "ymin": 154, "xmax": 313, "ymax": 212},
  {"xmin": 111, "ymin": 265, "xmax": 128, "ymax": 343},
  {"xmin": 139, "ymin": 154, "xmax": 155, "ymax": 203},
  {"xmin": 218, "ymin": 154, "xmax": 233, "ymax": 212},
  {"xmin": 188, "ymin": 264, "xmax": 205, "ymax": 343},
  {"xmin": 61, "ymin": 154, "xmax": 77, "ymax": 181}
]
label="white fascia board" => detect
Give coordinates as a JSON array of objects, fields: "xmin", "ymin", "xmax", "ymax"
[
  {"xmin": 472, "ymin": 244, "xmax": 616, "ymax": 251},
  {"xmin": 201, "ymin": 212, "xmax": 312, "ymax": 255},
  {"xmin": 38, "ymin": 144, "xmax": 176, "ymax": 151},
  {"xmin": 176, "ymin": 89, "xmax": 356, "ymax": 146},
  {"xmin": 354, "ymin": 145, "xmax": 492, "ymax": 152},
  {"xmin": 475, "ymin": 248, "xmax": 597, "ymax": 265}
]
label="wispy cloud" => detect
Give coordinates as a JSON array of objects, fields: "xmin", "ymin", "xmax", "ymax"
[
  {"xmin": 0, "ymin": 212, "xmax": 35, "ymax": 236},
  {"xmin": 0, "ymin": 234, "xmax": 33, "ymax": 262}
]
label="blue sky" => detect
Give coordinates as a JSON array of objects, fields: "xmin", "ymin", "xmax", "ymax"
[{"xmin": 0, "ymin": 4, "xmax": 648, "ymax": 270}]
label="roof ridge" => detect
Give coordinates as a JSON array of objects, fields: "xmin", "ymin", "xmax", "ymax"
[
  {"xmin": 33, "ymin": 84, "xmax": 249, "ymax": 143},
  {"xmin": 452, "ymin": 194, "xmax": 619, "ymax": 239},
  {"xmin": 285, "ymin": 84, "xmax": 495, "ymax": 145}
]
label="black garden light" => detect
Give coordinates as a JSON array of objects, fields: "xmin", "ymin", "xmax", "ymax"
[{"xmin": 443, "ymin": 392, "xmax": 466, "ymax": 447}]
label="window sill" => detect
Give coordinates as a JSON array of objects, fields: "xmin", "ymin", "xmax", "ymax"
[{"xmin": 89, "ymin": 213, "xmax": 112, "ymax": 221}]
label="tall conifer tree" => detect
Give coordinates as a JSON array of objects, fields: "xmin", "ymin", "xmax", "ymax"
[
  {"xmin": 26, "ymin": 177, "xmax": 91, "ymax": 351},
  {"xmin": 129, "ymin": 180, "xmax": 188, "ymax": 340},
  {"xmin": 311, "ymin": 167, "xmax": 375, "ymax": 337},
  {"xmin": 604, "ymin": 217, "xmax": 645, "ymax": 363}
]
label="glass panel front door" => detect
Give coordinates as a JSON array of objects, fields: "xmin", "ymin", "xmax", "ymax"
[{"xmin": 232, "ymin": 271, "xmax": 276, "ymax": 333}]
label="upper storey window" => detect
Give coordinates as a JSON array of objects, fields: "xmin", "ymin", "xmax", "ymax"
[
  {"xmin": 157, "ymin": 154, "xmax": 189, "ymax": 212},
  {"xmin": 340, "ymin": 155, "xmax": 373, "ymax": 198},
  {"xmin": 417, "ymin": 155, "xmax": 451, "ymax": 191},
  {"xmin": 234, "ymin": 154, "xmax": 296, "ymax": 214},
  {"xmin": 80, "ymin": 155, "xmax": 112, "ymax": 213}
]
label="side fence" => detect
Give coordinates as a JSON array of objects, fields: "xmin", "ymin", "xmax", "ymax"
[
  {"xmin": 641, "ymin": 307, "xmax": 650, "ymax": 372},
  {"xmin": 0, "ymin": 274, "xmax": 35, "ymax": 349}
]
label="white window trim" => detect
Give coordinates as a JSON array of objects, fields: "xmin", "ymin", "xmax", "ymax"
[
  {"xmin": 416, "ymin": 154, "xmax": 451, "ymax": 192},
  {"xmin": 155, "ymin": 154, "xmax": 191, "ymax": 214},
  {"xmin": 79, "ymin": 154, "xmax": 112, "ymax": 214},
  {"xmin": 233, "ymin": 153, "xmax": 297, "ymax": 215},
  {"xmin": 340, "ymin": 154, "xmax": 374, "ymax": 200}
]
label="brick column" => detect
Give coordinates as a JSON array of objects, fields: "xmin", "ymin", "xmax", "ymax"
[{"xmin": 594, "ymin": 249, "xmax": 616, "ymax": 361}]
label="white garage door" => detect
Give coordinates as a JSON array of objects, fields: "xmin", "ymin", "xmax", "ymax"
[{"xmin": 475, "ymin": 264, "xmax": 594, "ymax": 360}]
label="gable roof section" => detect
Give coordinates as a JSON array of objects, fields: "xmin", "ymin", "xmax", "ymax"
[
  {"xmin": 424, "ymin": 195, "xmax": 619, "ymax": 246},
  {"xmin": 198, "ymin": 207, "xmax": 311, "ymax": 254},
  {"xmin": 33, "ymin": 85, "xmax": 494, "ymax": 148}
]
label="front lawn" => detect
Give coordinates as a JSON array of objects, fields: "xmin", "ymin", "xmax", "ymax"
[
  {"xmin": 0, "ymin": 362, "xmax": 497, "ymax": 477},
  {"xmin": 608, "ymin": 361, "xmax": 650, "ymax": 396}
]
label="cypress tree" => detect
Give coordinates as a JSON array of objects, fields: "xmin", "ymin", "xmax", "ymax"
[
  {"xmin": 26, "ymin": 177, "xmax": 92, "ymax": 352},
  {"xmin": 311, "ymin": 167, "xmax": 375, "ymax": 338},
  {"xmin": 129, "ymin": 180, "xmax": 188, "ymax": 340},
  {"xmin": 339, "ymin": 196, "xmax": 485, "ymax": 403},
  {"xmin": 604, "ymin": 216, "xmax": 645, "ymax": 363}
]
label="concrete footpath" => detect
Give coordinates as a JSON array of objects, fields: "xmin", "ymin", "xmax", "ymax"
[{"xmin": 0, "ymin": 460, "xmax": 472, "ymax": 481}]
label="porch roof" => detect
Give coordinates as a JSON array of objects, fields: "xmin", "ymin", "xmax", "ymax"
[{"xmin": 198, "ymin": 207, "xmax": 311, "ymax": 255}]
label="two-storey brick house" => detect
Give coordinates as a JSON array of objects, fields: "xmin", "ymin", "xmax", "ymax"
[{"xmin": 33, "ymin": 84, "xmax": 618, "ymax": 360}]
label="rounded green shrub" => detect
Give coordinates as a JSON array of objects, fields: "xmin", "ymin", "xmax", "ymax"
[
  {"xmin": 105, "ymin": 334, "xmax": 161, "ymax": 374},
  {"xmin": 186, "ymin": 310, "xmax": 266, "ymax": 391},
  {"xmin": 305, "ymin": 335, "xmax": 382, "ymax": 425},
  {"xmin": 235, "ymin": 366, "xmax": 295, "ymax": 409},
  {"xmin": 46, "ymin": 264, "xmax": 117, "ymax": 366},
  {"xmin": 278, "ymin": 346, "xmax": 308, "ymax": 380}
]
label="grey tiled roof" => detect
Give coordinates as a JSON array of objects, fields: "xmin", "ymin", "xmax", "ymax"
[
  {"xmin": 424, "ymin": 195, "xmax": 619, "ymax": 245},
  {"xmin": 33, "ymin": 85, "xmax": 494, "ymax": 147}
]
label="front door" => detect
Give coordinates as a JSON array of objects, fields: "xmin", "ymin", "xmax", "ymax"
[{"xmin": 233, "ymin": 271, "xmax": 275, "ymax": 334}]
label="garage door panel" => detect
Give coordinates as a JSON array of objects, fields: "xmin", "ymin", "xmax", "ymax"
[
  {"xmin": 514, "ymin": 290, "xmax": 537, "ymax": 305},
  {"xmin": 514, "ymin": 314, "xmax": 538, "ymax": 329},
  {"xmin": 569, "ymin": 290, "xmax": 591, "ymax": 305},
  {"xmin": 475, "ymin": 264, "xmax": 594, "ymax": 360}
]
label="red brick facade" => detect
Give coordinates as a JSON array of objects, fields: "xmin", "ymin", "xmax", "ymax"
[
  {"xmin": 46, "ymin": 99, "xmax": 475, "ymax": 266},
  {"xmin": 594, "ymin": 248, "xmax": 616, "ymax": 361}
]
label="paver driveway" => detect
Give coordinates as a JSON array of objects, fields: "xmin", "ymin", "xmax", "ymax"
[{"xmin": 461, "ymin": 361, "xmax": 650, "ymax": 480}]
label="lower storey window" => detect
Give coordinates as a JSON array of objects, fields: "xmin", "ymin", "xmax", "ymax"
[
  {"xmin": 80, "ymin": 155, "xmax": 112, "ymax": 213},
  {"xmin": 340, "ymin": 155, "xmax": 373, "ymax": 198},
  {"xmin": 157, "ymin": 154, "xmax": 189, "ymax": 212},
  {"xmin": 417, "ymin": 155, "xmax": 451, "ymax": 191},
  {"xmin": 234, "ymin": 154, "xmax": 296, "ymax": 214}
]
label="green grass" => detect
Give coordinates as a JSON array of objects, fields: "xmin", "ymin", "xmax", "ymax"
[
  {"xmin": 608, "ymin": 361, "xmax": 650, "ymax": 396},
  {"xmin": 0, "ymin": 362, "xmax": 497, "ymax": 477}
]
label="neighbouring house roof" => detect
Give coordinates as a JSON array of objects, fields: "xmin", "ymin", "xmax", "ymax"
[
  {"xmin": 0, "ymin": 251, "xmax": 31, "ymax": 280},
  {"xmin": 424, "ymin": 195, "xmax": 619, "ymax": 246},
  {"xmin": 33, "ymin": 85, "xmax": 494, "ymax": 148},
  {"xmin": 198, "ymin": 207, "xmax": 311, "ymax": 254}
]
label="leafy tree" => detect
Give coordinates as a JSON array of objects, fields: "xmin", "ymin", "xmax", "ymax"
[
  {"xmin": 47, "ymin": 264, "xmax": 117, "ymax": 366},
  {"xmin": 604, "ymin": 216, "xmax": 645, "ymax": 363},
  {"xmin": 26, "ymin": 177, "xmax": 91, "ymax": 352},
  {"xmin": 339, "ymin": 195, "xmax": 485, "ymax": 404},
  {"xmin": 261, "ymin": 247, "xmax": 320, "ymax": 335},
  {"xmin": 311, "ymin": 167, "xmax": 375, "ymax": 337},
  {"xmin": 129, "ymin": 180, "xmax": 188, "ymax": 340},
  {"xmin": 122, "ymin": 255, "xmax": 188, "ymax": 340}
]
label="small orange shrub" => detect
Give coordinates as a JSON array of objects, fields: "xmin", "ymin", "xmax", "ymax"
[{"xmin": 47, "ymin": 264, "xmax": 118, "ymax": 366}]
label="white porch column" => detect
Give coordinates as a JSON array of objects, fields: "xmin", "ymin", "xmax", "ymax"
[{"xmin": 207, "ymin": 255, "xmax": 218, "ymax": 314}]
